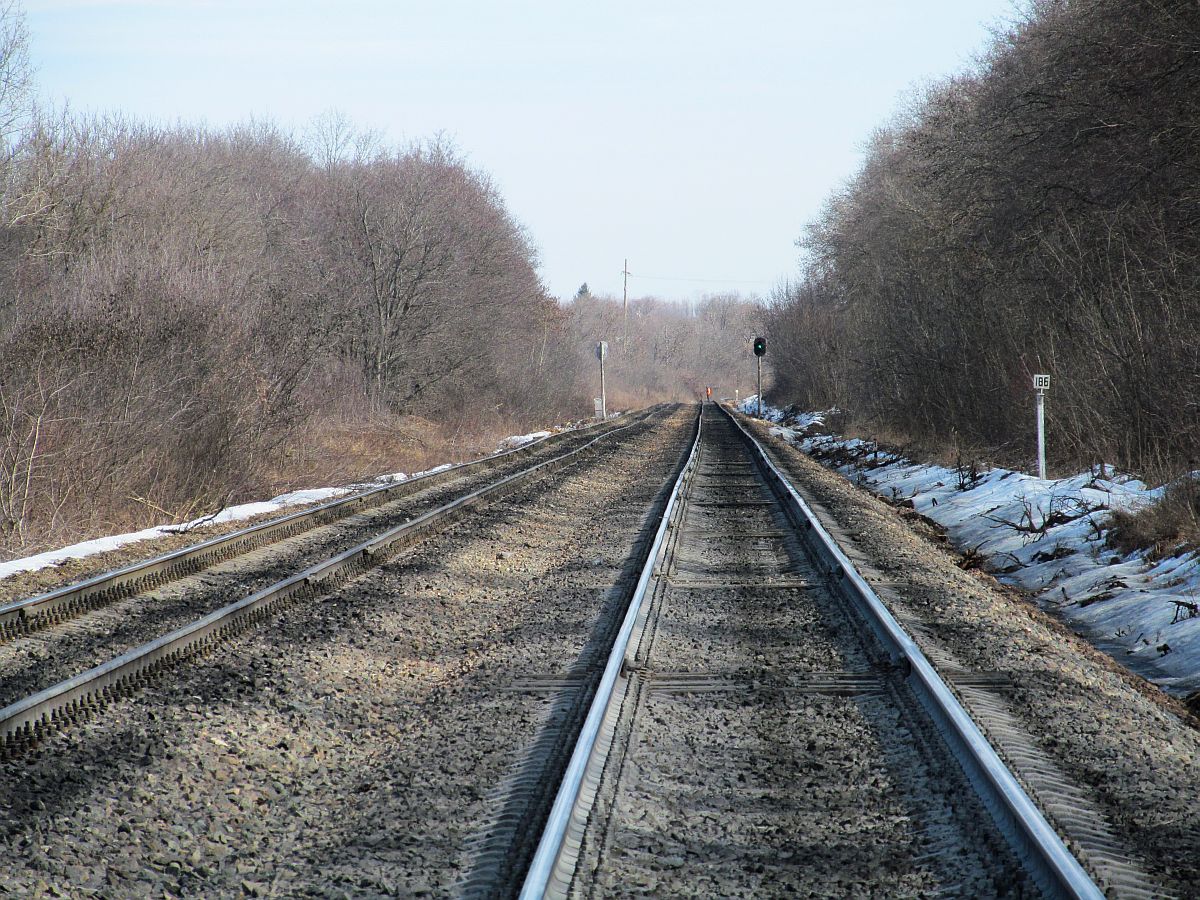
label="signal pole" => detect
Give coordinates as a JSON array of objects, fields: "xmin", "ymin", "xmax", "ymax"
[
  {"xmin": 753, "ymin": 336, "xmax": 767, "ymax": 418},
  {"xmin": 757, "ymin": 356, "xmax": 762, "ymax": 418}
]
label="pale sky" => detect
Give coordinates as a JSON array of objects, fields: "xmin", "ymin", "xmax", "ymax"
[{"xmin": 26, "ymin": 0, "xmax": 1020, "ymax": 303}]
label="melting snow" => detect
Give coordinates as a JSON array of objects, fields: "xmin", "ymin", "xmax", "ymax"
[
  {"xmin": 742, "ymin": 399, "xmax": 1200, "ymax": 698},
  {"xmin": 497, "ymin": 430, "xmax": 551, "ymax": 450},
  {"xmin": 0, "ymin": 422, "xmax": 567, "ymax": 585},
  {"xmin": 0, "ymin": 487, "xmax": 352, "ymax": 582}
]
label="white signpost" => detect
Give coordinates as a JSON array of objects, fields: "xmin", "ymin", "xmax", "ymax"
[
  {"xmin": 1034, "ymin": 374, "xmax": 1050, "ymax": 480},
  {"xmin": 596, "ymin": 341, "xmax": 608, "ymax": 420}
]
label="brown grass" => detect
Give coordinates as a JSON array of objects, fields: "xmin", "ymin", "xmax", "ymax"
[
  {"xmin": 268, "ymin": 416, "xmax": 483, "ymax": 488},
  {"xmin": 0, "ymin": 411, "xmax": 567, "ymax": 566},
  {"xmin": 837, "ymin": 418, "xmax": 1008, "ymax": 482},
  {"xmin": 1108, "ymin": 479, "xmax": 1200, "ymax": 559}
]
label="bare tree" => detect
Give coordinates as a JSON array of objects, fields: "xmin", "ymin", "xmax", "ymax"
[
  {"xmin": 769, "ymin": 0, "xmax": 1200, "ymax": 478},
  {"xmin": 0, "ymin": 100, "xmax": 588, "ymax": 557}
]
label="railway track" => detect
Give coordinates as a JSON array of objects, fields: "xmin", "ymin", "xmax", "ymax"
[
  {"xmin": 0, "ymin": 406, "xmax": 671, "ymax": 755},
  {"xmin": 2, "ymin": 401, "xmax": 1187, "ymax": 897},
  {"xmin": 517, "ymin": 403, "xmax": 1155, "ymax": 898},
  {"xmin": 0, "ymin": 411, "xmax": 652, "ymax": 642}
]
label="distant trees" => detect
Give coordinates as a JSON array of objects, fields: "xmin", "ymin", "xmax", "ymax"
[
  {"xmin": 768, "ymin": 0, "xmax": 1200, "ymax": 476},
  {"xmin": 566, "ymin": 291, "xmax": 762, "ymax": 405}
]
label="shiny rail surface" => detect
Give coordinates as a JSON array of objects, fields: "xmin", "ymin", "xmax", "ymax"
[
  {"xmin": 520, "ymin": 402, "xmax": 705, "ymax": 896},
  {"xmin": 0, "ymin": 413, "xmax": 644, "ymax": 642},
  {"xmin": 720, "ymin": 405, "xmax": 1102, "ymax": 900},
  {"xmin": 521, "ymin": 402, "xmax": 1103, "ymax": 899},
  {"xmin": 0, "ymin": 411, "xmax": 658, "ymax": 755}
]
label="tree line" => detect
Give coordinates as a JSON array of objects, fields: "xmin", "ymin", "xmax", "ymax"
[
  {"xmin": 0, "ymin": 109, "xmax": 584, "ymax": 550},
  {"xmin": 0, "ymin": 5, "xmax": 761, "ymax": 557},
  {"xmin": 767, "ymin": 0, "xmax": 1200, "ymax": 478}
]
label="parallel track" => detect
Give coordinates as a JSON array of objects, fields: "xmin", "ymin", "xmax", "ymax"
[
  {"xmin": 0, "ymin": 412, "xmax": 651, "ymax": 642},
  {"xmin": 0, "ymin": 407, "xmax": 670, "ymax": 755},
  {"xmin": 521, "ymin": 403, "xmax": 1110, "ymax": 898}
]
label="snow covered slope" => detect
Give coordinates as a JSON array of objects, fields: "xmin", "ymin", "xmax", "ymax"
[{"xmin": 741, "ymin": 399, "xmax": 1200, "ymax": 699}]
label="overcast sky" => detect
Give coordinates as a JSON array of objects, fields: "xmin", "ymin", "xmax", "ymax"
[{"xmin": 26, "ymin": 0, "xmax": 1020, "ymax": 303}]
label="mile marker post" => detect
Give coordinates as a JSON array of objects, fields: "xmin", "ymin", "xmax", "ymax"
[
  {"xmin": 1034, "ymin": 373, "xmax": 1050, "ymax": 479},
  {"xmin": 597, "ymin": 341, "xmax": 608, "ymax": 420},
  {"xmin": 753, "ymin": 336, "xmax": 767, "ymax": 417}
]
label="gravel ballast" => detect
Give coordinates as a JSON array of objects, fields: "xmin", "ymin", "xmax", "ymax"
[
  {"xmin": 745, "ymin": 413, "xmax": 1200, "ymax": 896},
  {"xmin": 0, "ymin": 407, "xmax": 695, "ymax": 898}
]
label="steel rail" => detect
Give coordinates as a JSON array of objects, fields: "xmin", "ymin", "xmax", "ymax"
[
  {"xmin": 0, "ymin": 412, "xmax": 657, "ymax": 754},
  {"xmin": 519, "ymin": 406, "xmax": 704, "ymax": 899},
  {"xmin": 720, "ymin": 404, "xmax": 1103, "ymax": 900},
  {"xmin": 0, "ymin": 413, "xmax": 644, "ymax": 641}
]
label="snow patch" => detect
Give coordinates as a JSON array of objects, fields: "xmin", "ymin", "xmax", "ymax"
[
  {"xmin": 736, "ymin": 395, "xmax": 787, "ymax": 423},
  {"xmin": 497, "ymin": 430, "xmax": 551, "ymax": 451},
  {"xmin": 0, "ymin": 487, "xmax": 353, "ymax": 582},
  {"xmin": 772, "ymin": 410, "xmax": 1200, "ymax": 697}
]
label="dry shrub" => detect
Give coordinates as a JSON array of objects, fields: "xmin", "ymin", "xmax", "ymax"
[
  {"xmin": 0, "ymin": 115, "xmax": 588, "ymax": 562},
  {"xmin": 271, "ymin": 413, "xmax": 508, "ymax": 491},
  {"xmin": 1108, "ymin": 480, "xmax": 1200, "ymax": 560},
  {"xmin": 840, "ymin": 417, "xmax": 1005, "ymax": 480}
]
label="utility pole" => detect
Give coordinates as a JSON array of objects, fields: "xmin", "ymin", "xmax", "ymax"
[{"xmin": 622, "ymin": 259, "xmax": 629, "ymax": 323}]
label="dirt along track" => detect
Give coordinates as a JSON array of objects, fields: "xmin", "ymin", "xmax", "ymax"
[{"xmin": 0, "ymin": 405, "xmax": 697, "ymax": 897}]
